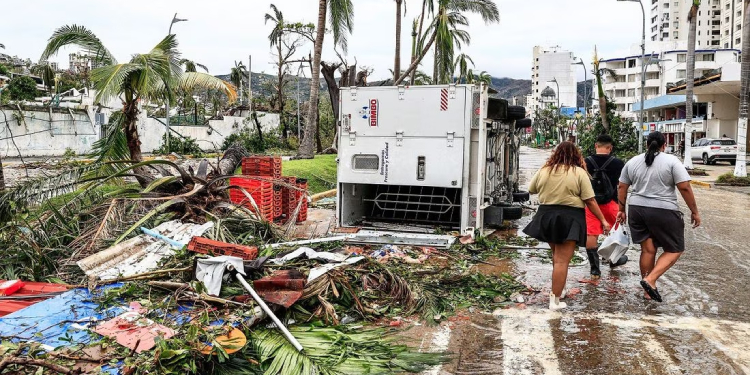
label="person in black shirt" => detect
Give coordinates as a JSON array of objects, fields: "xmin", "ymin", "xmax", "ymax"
[{"xmin": 584, "ymin": 135, "xmax": 627, "ymax": 278}]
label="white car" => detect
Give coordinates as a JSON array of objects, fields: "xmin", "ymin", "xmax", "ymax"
[{"xmin": 690, "ymin": 138, "xmax": 738, "ymax": 165}]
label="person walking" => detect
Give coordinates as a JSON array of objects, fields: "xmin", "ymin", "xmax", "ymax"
[
  {"xmin": 584, "ymin": 134, "xmax": 628, "ymax": 279},
  {"xmin": 617, "ymin": 131, "xmax": 701, "ymax": 302},
  {"xmin": 525, "ymin": 141, "xmax": 611, "ymax": 310}
]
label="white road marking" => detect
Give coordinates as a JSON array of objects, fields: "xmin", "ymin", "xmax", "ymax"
[
  {"xmin": 498, "ymin": 310, "xmax": 562, "ymax": 375},
  {"xmin": 421, "ymin": 324, "xmax": 452, "ymax": 375}
]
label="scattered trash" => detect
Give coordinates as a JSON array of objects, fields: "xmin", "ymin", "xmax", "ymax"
[
  {"xmin": 459, "ymin": 235, "xmax": 475, "ymax": 245},
  {"xmin": 0, "ymin": 279, "xmax": 25, "ymax": 296},
  {"xmin": 195, "ymin": 256, "xmax": 246, "ymax": 296},
  {"xmin": 77, "ymin": 220, "xmax": 213, "ymax": 280},
  {"xmin": 188, "ymin": 237, "xmax": 258, "ymax": 260},
  {"xmin": 369, "ymin": 245, "xmax": 432, "ymax": 264},
  {"xmin": 199, "ymin": 327, "xmax": 247, "ymax": 355},
  {"xmin": 93, "ymin": 311, "xmax": 176, "ymax": 353},
  {"xmin": 0, "ymin": 281, "xmax": 69, "ymax": 317},
  {"xmin": 253, "ymin": 270, "xmax": 306, "ymax": 308}
]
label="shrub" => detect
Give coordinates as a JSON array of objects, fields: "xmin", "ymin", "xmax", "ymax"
[
  {"xmin": 716, "ymin": 172, "xmax": 750, "ymax": 186},
  {"xmin": 6, "ymin": 76, "xmax": 40, "ymax": 101},
  {"xmin": 154, "ymin": 133, "xmax": 204, "ymax": 157},
  {"xmin": 221, "ymin": 125, "xmax": 287, "ymax": 153}
]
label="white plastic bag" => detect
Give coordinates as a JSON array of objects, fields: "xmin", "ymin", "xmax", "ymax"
[{"xmin": 598, "ymin": 223, "xmax": 630, "ymax": 264}]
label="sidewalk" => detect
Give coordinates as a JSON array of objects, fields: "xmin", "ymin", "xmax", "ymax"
[{"xmin": 688, "ymin": 162, "xmax": 750, "ymax": 195}]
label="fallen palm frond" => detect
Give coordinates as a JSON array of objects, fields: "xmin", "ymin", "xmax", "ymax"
[{"xmin": 251, "ymin": 325, "xmax": 448, "ymax": 375}]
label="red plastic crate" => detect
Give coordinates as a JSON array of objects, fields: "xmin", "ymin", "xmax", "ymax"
[
  {"xmin": 295, "ymin": 179, "xmax": 309, "ymax": 223},
  {"xmin": 241, "ymin": 156, "xmax": 282, "ymax": 178},
  {"xmin": 228, "ymin": 177, "xmax": 274, "ymax": 219},
  {"xmin": 188, "ymin": 237, "xmax": 258, "ymax": 260}
]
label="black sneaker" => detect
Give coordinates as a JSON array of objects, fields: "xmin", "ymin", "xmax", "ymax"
[{"xmin": 609, "ymin": 255, "xmax": 628, "ymax": 268}]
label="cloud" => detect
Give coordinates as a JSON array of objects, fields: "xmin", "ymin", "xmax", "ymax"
[{"xmin": 0, "ymin": 0, "xmax": 645, "ymax": 82}]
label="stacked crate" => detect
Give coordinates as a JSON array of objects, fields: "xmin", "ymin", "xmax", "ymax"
[
  {"xmin": 295, "ymin": 178, "xmax": 309, "ymax": 223},
  {"xmin": 187, "ymin": 237, "xmax": 259, "ymax": 260},
  {"xmin": 241, "ymin": 156, "xmax": 282, "ymax": 178},
  {"xmin": 279, "ymin": 176, "xmax": 297, "ymax": 223},
  {"xmin": 228, "ymin": 177, "xmax": 274, "ymax": 220}
]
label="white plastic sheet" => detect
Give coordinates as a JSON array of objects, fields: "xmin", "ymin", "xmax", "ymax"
[{"xmin": 598, "ymin": 223, "xmax": 630, "ymax": 264}]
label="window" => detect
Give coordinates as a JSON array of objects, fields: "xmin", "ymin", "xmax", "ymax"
[
  {"xmin": 725, "ymin": 43, "xmax": 729, "ymax": 48},
  {"xmin": 739, "ymin": 10, "xmax": 743, "ymax": 17},
  {"xmin": 628, "ymin": 59, "xmax": 636, "ymax": 68},
  {"xmin": 677, "ymin": 53, "xmax": 687, "ymax": 62},
  {"xmin": 737, "ymin": 37, "xmax": 742, "ymax": 45},
  {"xmin": 627, "ymin": 89, "xmax": 635, "ymax": 96},
  {"xmin": 727, "ymin": 3, "xmax": 731, "ymax": 9},
  {"xmin": 677, "ymin": 69, "xmax": 686, "ymax": 78},
  {"xmin": 738, "ymin": 24, "xmax": 742, "ymax": 31},
  {"xmin": 711, "ymin": 40, "xmax": 720, "ymax": 45}
]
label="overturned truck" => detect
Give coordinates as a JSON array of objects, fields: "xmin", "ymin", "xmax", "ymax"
[{"xmin": 336, "ymin": 84, "xmax": 531, "ymax": 237}]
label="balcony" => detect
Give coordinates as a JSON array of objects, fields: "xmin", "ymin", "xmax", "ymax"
[{"xmin": 646, "ymin": 78, "xmax": 661, "ymax": 87}]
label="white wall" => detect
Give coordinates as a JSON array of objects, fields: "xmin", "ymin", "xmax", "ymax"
[
  {"xmin": 530, "ymin": 46, "xmax": 577, "ymax": 113},
  {"xmin": 0, "ymin": 107, "xmax": 280, "ymax": 158}
]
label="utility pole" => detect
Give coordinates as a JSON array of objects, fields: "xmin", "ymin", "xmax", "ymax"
[
  {"xmin": 166, "ymin": 13, "xmax": 187, "ymax": 154},
  {"xmin": 617, "ymin": 0, "xmax": 646, "ymax": 153},
  {"xmin": 248, "ymin": 55, "xmax": 253, "ymax": 110},
  {"xmin": 573, "ymin": 58, "xmax": 588, "ymax": 118}
]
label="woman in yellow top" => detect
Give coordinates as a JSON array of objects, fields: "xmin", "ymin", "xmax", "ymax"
[{"xmin": 524, "ymin": 141, "xmax": 611, "ymax": 310}]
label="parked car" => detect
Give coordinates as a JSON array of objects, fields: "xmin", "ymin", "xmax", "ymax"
[{"xmin": 690, "ymin": 137, "xmax": 738, "ymax": 165}]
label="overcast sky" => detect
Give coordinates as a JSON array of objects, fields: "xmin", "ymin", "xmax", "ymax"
[{"xmin": 1, "ymin": 0, "xmax": 647, "ymax": 81}]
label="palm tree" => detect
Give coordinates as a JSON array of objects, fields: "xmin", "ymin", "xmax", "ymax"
[
  {"xmin": 394, "ymin": 0, "xmax": 404, "ymax": 82},
  {"xmin": 179, "ymin": 58, "xmax": 208, "ymax": 73},
  {"xmin": 466, "ymin": 70, "xmax": 490, "ymax": 85},
  {"xmin": 40, "ymin": 25, "xmax": 236, "ymax": 169},
  {"xmin": 592, "ymin": 46, "xmax": 616, "ymax": 131},
  {"xmin": 734, "ymin": 0, "xmax": 750, "ymax": 177},
  {"xmin": 230, "ymin": 61, "xmax": 247, "ymax": 104},
  {"xmin": 298, "ymin": 0, "xmax": 354, "ymax": 159},
  {"xmin": 683, "ymin": 0, "xmax": 700, "ymax": 169},
  {"xmin": 396, "ymin": 0, "xmax": 499, "ymax": 86},
  {"xmin": 266, "ymin": 4, "xmax": 289, "ymax": 141},
  {"xmin": 453, "ymin": 53, "xmax": 473, "ymax": 83}
]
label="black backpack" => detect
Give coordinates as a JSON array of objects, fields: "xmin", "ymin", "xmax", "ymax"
[{"xmin": 587, "ymin": 156, "xmax": 615, "ymax": 204}]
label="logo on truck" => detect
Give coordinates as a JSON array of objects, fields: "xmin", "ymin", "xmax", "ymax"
[{"xmin": 369, "ymin": 99, "xmax": 378, "ymax": 127}]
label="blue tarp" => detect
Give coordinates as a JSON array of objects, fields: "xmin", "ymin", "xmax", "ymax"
[{"xmin": 0, "ymin": 286, "xmax": 121, "ymax": 373}]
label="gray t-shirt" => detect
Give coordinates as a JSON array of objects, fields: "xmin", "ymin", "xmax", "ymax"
[{"xmin": 619, "ymin": 152, "xmax": 691, "ymax": 211}]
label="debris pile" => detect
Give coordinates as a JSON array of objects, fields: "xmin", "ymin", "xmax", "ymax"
[{"xmin": 0, "ymin": 151, "xmax": 528, "ymax": 374}]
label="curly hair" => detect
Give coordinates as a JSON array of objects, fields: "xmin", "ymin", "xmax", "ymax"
[{"xmin": 543, "ymin": 141, "xmax": 586, "ymax": 172}]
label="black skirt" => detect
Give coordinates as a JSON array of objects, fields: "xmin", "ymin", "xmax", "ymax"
[{"xmin": 523, "ymin": 205, "xmax": 586, "ymax": 247}]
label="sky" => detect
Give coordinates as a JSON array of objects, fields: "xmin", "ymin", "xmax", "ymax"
[{"xmin": 1, "ymin": 0, "xmax": 647, "ymax": 82}]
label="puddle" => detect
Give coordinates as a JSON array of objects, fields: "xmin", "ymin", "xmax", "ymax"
[{"xmin": 472, "ymin": 256, "xmax": 515, "ymax": 278}]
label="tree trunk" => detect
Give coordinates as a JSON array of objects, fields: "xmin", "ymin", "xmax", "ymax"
[
  {"xmin": 278, "ymin": 42, "xmax": 287, "ymax": 142},
  {"xmin": 735, "ymin": 0, "xmax": 750, "ymax": 177},
  {"xmin": 596, "ymin": 71, "xmax": 609, "ymax": 131},
  {"xmin": 683, "ymin": 5, "xmax": 698, "ymax": 169},
  {"xmin": 316, "ymin": 98, "xmax": 323, "ymax": 153},
  {"xmin": 395, "ymin": 28, "xmax": 438, "ymax": 86},
  {"xmin": 411, "ymin": 0, "xmax": 428, "ymax": 85},
  {"xmin": 123, "ymin": 100, "xmax": 150, "ymax": 187},
  {"xmin": 0, "ymin": 155, "xmax": 5, "ymax": 191},
  {"xmin": 297, "ymin": 0, "xmax": 327, "ymax": 159},
  {"xmin": 394, "ymin": 0, "xmax": 403, "ymax": 82},
  {"xmin": 251, "ymin": 112, "xmax": 265, "ymax": 149},
  {"xmin": 432, "ymin": 41, "xmax": 439, "ymax": 84}
]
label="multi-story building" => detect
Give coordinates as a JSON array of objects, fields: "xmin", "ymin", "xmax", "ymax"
[
  {"xmin": 648, "ymin": 0, "xmax": 721, "ymax": 48},
  {"xmin": 598, "ymin": 41, "xmax": 739, "ymax": 118},
  {"xmin": 69, "ymin": 52, "xmax": 102, "ymax": 73},
  {"xmin": 720, "ymin": 0, "xmax": 745, "ymax": 49},
  {"xmin": 530, "ymin": 46, "xmax": 577, "ymax": 115}
]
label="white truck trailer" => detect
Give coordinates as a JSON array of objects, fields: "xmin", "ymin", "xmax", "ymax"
[{"xmin": 336, "ymin": 84, "xmax": 530, "ymax": 237}]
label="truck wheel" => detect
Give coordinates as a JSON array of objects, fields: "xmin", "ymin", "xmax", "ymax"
[
  {"xmin": 515, "ymin": 118, "xmax": 532, "ymax": 129},
  {"xmin": 484, "ymin": 206, "xmax": 504, "ymax": 228},
  {"xmin": 501, "ymin": 206, "xmax": 524, "ymax": 220},
  {"xmin": 513, "ymin": 191, "xmax": 530, "ymax": 202},
  {"xmin": 507, "ymin": 106, "xmax": 526, "ymax": 121}
]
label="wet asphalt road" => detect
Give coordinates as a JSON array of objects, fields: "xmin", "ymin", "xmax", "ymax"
[{"xmin": 420, "ymin": 146, "xmax": 750, "ymax": 375}]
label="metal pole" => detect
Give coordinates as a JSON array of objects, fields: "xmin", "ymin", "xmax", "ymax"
[
  {"xmin": 581, "ymin": 58, "xmax": 588, "ymax": 119},
  {"xmin": 296, "ymin": 63, "xmax": 302, "ymax": 140},
  {"xmin": 229, "ymin": 265, "xmax": 304, "ymax": 352},
  {"xmin": 248, "ymin": 55, "xmax": 252, "ymax": 110},
  {"xmin": 638, "ymin": 0, "xmax": 646, "ymax": 154}
]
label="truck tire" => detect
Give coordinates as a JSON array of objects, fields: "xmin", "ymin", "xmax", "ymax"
[
  {"xmin": 501, "ymin": 205, "xmax": 524, "ymax": 220},
  {"xmin": 507, "ymin": 106, "xmax": 526, "ymax": 121},
  {"xmin": 513, "ymin": 191, "xmax": 530, "ymax": 202},
  {"xmin": 484, "ymin": 205, "xmax": 504, "ymax": 228},
  {"xmin": 515, "ymin": 118, "xmax": 532, "ymax": 129}
]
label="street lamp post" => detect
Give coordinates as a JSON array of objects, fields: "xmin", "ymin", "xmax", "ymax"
[
  {"xmin": 618, "ymin": 0, "xmax": 646, "ymax": 154},
  {"xmin": 551, "ymin": 78, "xmax": 561, "ymax": 111},
  {"xmin": 572, "ymin": 58, "xmax": 588, "ymax": 118},
  {"xmin": 166, "ymin": 13, "xmax": 187, "ymax": 154}
]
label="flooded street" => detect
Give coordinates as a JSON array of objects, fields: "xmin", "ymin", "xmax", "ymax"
[{"xmin": 417, "ymin": 146, "xmax": 750, "ymax": 375}]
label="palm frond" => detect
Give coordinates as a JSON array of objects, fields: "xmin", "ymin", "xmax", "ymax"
[
  {"xmin": 180, "ymin": 72, "xmax": 238, "ymax": 102},
  {"xmin": 328, "ymin": 0, "xmax": 355, "ymax": 52},
  {"xmin": 40, "ymin": 25, "xmax": 116, "ymax": 65},
  {"xmin": 85, "ymin": 111, "xmax": 129, "ymax": 179},
  {"xmin": 448, "ymin": 0, "xmax": 500, "ymax": 23},
  {"xmin": 90, "ymin": 63, "xmax": 140, "ymax": 104}
]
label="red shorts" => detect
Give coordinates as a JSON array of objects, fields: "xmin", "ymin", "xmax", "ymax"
[{"xmin": 585, "ymin": 200, "xmax": 619, "ymax": 236}]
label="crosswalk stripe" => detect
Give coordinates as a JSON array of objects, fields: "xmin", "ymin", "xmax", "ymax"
[{"xmin": 499, "ymin": 311, "xmax": 562, "ymax": 375}]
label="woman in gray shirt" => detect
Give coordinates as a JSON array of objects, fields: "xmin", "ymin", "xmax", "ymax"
[{"xmin": 617, "ymin": 131, "xmax": 701, "ymax": 302}]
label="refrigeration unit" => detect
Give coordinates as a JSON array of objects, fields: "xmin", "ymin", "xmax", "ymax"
[{"xmin": 337, "ymin": 84, "xmax": 530, "ymax": 237}]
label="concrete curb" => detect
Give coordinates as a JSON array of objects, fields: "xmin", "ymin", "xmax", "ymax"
[{"xmin": 690, "ymin": 180, "xmax": 712, "ymax": 188}]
